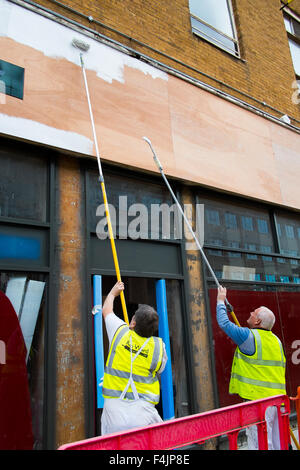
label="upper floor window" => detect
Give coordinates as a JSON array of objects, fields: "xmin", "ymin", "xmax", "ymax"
[
  {"xmin": 284, "ymin": 9, "xmax": 300, "ymax": 79},
  {"xmin": 0, "ymin": 59, "xmax": 24, "ymax": 100},
  {"xmin": 189, "ymin": 0, "xmax": 239, "ymax": 57}
]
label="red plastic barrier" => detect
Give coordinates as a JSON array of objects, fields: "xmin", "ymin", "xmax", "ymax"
[
  {"xmin": 290, "ymin": 386, "xmax": 300, "ymax": 431},
  {"xmin": 58, "ymin": 394, "xmax": 290, "ymax": 450}
]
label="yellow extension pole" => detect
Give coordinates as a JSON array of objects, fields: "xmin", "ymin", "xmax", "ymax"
[
  {"xmin": 77, "ymin": 46, "xmax": 129, "ymax": 325},
  {"xmin": 228, "ymin": 307, "xmax": 240, "ymax": 327},
  {"xmin": 290, "ymin": 426, "xmax": 300, "ymax": 450},
  {"xmin": 100, "ymin": 180, "xmax": 129, "ymax": 324}
]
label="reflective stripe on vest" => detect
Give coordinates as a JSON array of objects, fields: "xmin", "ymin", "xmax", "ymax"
[
  {"xmin": 229, "ymin": 329, "xmax": 286, "ymax": 400},
  {"xmin": 102, "ymin": 325, "xmax": 163, "ymax": 404}
]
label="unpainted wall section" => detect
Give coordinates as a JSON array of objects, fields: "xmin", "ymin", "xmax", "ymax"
[{"xmin": 32, "ymin": 0, "xmax": 300, "ymax": 123}]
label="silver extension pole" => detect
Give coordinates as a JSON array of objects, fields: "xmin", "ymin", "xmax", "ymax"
[
  {"xmin": 143, "ymin": 137, "xmax": 237, "ymax": 318},
  {"xmin": 143, "ymin": 137, "xmax": 221, "ymax": 287}
]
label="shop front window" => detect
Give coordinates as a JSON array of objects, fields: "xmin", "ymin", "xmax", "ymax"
[
  {"xmin": 0, "ymin": 141, "xmax": 51, "ymax": 449},
  {"xmin": 201, "ymin": 196, "xmax": 275, "ymax": 254},
  {"xmin": 199, "ymin": 191, "xmax": 300, "ymax": 413}
]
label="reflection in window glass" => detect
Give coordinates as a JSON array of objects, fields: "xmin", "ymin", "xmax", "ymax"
[
  {"xmin": 257, "ymin": 219, "xmax": 269, "ymax": 234},
  {"xmin": 276, "ymin": 212, "xmax": 300, "ymax": 257},
  {"xmin": 189, "ymin": 0, "xmax": 234, "ymax": 36},
  {"xmin": 200, "ymin": 197, "xmax": 275, "ymax": 253},
  {"xmin": 189, "ymin": 0, "xmax": 239, "ymax": 55},
  {"xmin": 284, "ymin": 12, "xmax": 300, "ymax": 77},
  {"xmin": 205, "ymin": 249, "xmax": 299, "ymax": 284},
  {"xmin": 225, "ymin": 212, "xmax": 237, "ymax": 229},
  {"xmin": 289, "ymin": 39, "xmax": 300, "ymax": 76},
  {"xmin": 285, "ymin": 225, "xmax": 295, "ymax": 239},
  {"xmin": 242, "ymin": 216, "xmax": 253, "ymax": 232},
  {"xmin": 206, "ymin": 209, "xmax": 220, "ymax": 225}
]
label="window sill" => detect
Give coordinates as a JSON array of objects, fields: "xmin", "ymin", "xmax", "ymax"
[{"xmin": 192, "ymin": 30, "xmax": 245, "ymax": 62}]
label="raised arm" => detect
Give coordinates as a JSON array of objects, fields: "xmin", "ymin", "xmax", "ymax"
[
  {"xmin": 102, "ymin": 281, "xmax": 124, "ymax": 319},
  {"xmin": 216, "ymin": 286, "xmax": 252, "ymax": 348}
]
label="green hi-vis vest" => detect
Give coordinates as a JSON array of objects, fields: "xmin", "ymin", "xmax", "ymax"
[
  {"xmin": 102, "ymin": 325, "xmax": 163, "ymax": 404},
  {"xmin": 229, "ymin": 329, "xmax": 286, "ymax": 400}
]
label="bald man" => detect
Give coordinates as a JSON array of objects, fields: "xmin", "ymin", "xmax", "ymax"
[{"xmin": 216, "ymin": 286, "xmax": 286, "ymax": 450}]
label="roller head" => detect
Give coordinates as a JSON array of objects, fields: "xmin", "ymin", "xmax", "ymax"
[
  {"xmin": 143, "ymin": 136, "xmax": 163, "ymax": 171},
  {"xmin": 143, "ymin": 136, "xmax": 151, "ymax": 146},
  {"xmin": 72, "ymin": 38, "xmax": 90, "ymax": 52}
]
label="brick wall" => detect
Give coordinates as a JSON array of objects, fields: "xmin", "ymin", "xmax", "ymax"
[{"xmin": 32, "ymin": 0, "xmax": 300, "ymax": 124}]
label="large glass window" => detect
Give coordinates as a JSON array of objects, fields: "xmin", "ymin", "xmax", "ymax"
[
  {"xmin": 276, "ymin": 211, "xmax": 300, "ymax": 257},
  {"xmin": 88, "ymin": 169, "xmax": 181, "ymax": 241},
  {"xmin": 201, "ymin": 197, "xmax": 275, "ymax": 254},
  {"xmin": 205, "ymin": 248, "xmax": 299, "ymax": 284},
  {"xmin": 200, "ymin": 190, "xmax": 300, "ymax": 415},
  {"xmin": 0, "ymin": 140, "xmax": 51, "ymax": 449},
  {"xmin": 189, "ymin": 0, "xmax": 239, "ymax": 56},
  {"xmin": 198, "ymin": 193, "xmax": 300, "ymax": 285}
]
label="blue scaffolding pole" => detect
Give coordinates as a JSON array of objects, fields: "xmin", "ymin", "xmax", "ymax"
[{"xmin": 156, "ymin": 279, "xmax": 175, "ymax": 420}]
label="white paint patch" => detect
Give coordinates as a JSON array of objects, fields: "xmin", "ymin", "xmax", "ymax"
[
  {"xmin": 0, "ymin": 0, "xmax": 168, "ymax": 84},
  {"xmin": 0, "ymin": 112, "xmax": 94, "ymax": 154}
]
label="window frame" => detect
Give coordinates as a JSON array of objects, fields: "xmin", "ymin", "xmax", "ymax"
[
  {"xmin": 0, "ymin": 138, "xmax": 57, "ymax": 449},
  {"xmin": 189, "ymin": 0, "xmax": 240, "ymax": 58},
  {"xmin": 283, "ymin": 9, "xmax": 300, "ymax": 81}
]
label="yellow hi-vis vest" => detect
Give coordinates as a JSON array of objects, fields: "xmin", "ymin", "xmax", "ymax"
[
  {"xmin": 102, "ymin": 325, "xmax": 163, "ymax": 404},
  {"xmin": 229, "ymin": 329, "xmax": 286, "ymax": 400}
]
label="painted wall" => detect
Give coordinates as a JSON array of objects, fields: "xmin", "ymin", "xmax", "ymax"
[{"xmin": 1, "ymin": 1, "xmax": 300, "ymax": 210}]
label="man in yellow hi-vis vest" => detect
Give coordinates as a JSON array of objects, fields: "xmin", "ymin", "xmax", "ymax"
[
  {"xmin": 217, "ymin": 286, "xmax": 286, "ymax": 450},
  {"xmin": 101, "ymin": 281, "xmax": 167, "ymax": 435}
]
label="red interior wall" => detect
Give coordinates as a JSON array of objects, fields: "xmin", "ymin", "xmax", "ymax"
[{"xmin": 209, "ymin": 288, "xmax": 299, "ymax": 409}]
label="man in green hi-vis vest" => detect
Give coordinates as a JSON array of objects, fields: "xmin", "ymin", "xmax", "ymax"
[{"xmin": 216, "ymin": 286, "xmax": 286, "ymax": 450}]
